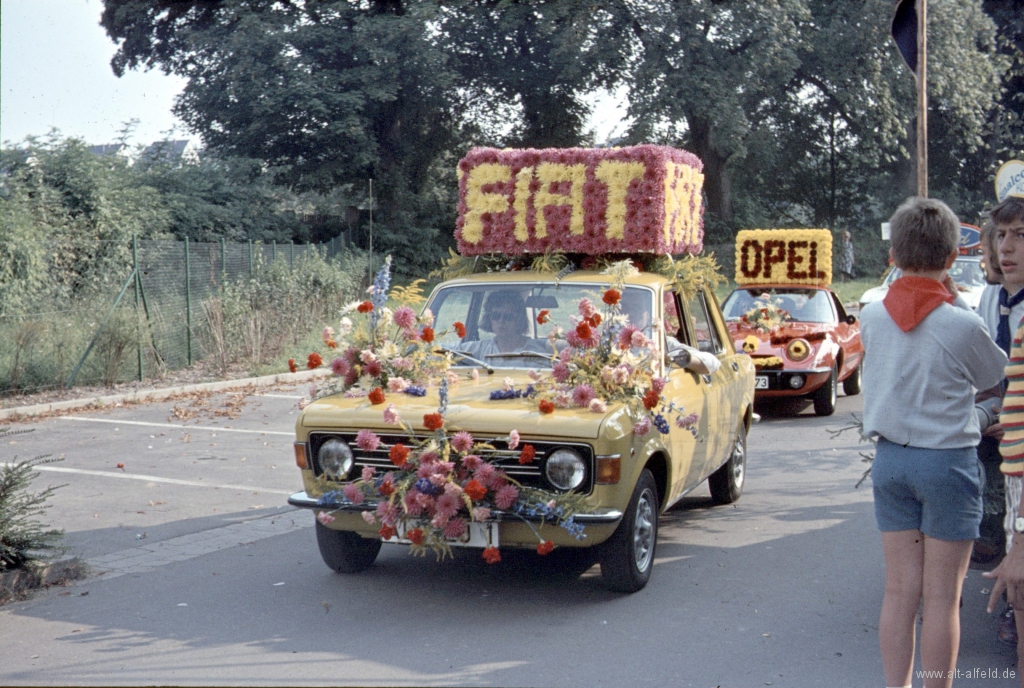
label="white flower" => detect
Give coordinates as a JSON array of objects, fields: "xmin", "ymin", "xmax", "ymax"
[
  {"xmin": 502, "ymin": 377, "xmax": 515, "ymax": 391},
  {"xmin": 338, "ymin": 316, "xmax": 353, "ymax": 336},
  {"xmin": 419, "ymin": 308, "xmax": 434, "ymax": 327},
  {"xmin": 471, "ymin": 369, "xmax": 480, "ymax": 381},
  {"xmin": 377, "ymin": 307, "xmax": 394, "ymax": 328},
  {"xmin": 360, "ymin": 350, "xmax": 377, "ymax": 364},
  {"xmin": 378, "ymin": 341, "xmax": 400, "ymax": 360},
  {"xmin": 340, "ymin": 301, "xmax": 361, "ymax": 315},
  {"xmin": 361, "ymin": 511, "xmax": 376, "ymax": 525}
]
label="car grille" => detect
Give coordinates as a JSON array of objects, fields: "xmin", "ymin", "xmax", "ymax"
[{"xmin": 307, "ymin": 432, "xmax": 594, "ymax": 494}]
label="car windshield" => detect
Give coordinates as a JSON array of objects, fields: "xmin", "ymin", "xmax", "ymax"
[
  {"xmin": 722, "ymin": 288, "xmax": 836, "ymax": 324},
  {"xmin": 883, "ymin": 258, "xmax": 984, "ymax": 288},
  {"xmin": 425, "ymin": 283, "xmax": 655, "ymax": 368}
]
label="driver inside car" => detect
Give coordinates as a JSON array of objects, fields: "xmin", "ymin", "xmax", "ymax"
[{"xmin": 454, "ymin": 290, "xmax": 550, "ymax": 364}]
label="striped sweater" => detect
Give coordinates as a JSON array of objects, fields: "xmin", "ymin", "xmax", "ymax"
[{"xmin": 1001, "ymin": 323, "xmax": 1024, "ymax": 476}]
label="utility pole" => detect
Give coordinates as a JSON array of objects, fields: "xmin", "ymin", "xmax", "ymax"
[{"xmin": 916, "ymin": 0, "xmax": 927, "ymax": 197}]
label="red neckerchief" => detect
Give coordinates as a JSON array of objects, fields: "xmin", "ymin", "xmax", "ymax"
[{"xmin": 883, "ymin": 275, "xmax": 954, "ymax": 332}]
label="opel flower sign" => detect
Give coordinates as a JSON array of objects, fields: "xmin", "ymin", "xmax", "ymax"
[{"xmin": 996, "ymin": 160, "xmax": 1024, "ymax": 203}]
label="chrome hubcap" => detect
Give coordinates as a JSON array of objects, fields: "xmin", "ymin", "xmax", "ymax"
[
  {"xmin": 732, "ymin": 437, "xmax": 745, "ymax": 489},
  {"xmin": 829, "ymin": 369, "xmax": 837, "ymax": 405},
  {"xmin": 633, "ymin": 489, "xmax": 655, "ymax": 572}
]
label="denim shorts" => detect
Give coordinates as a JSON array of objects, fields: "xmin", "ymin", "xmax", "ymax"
[{"xmin": 872, "ymin": 438, "xmax": 983, "ymax": 541}]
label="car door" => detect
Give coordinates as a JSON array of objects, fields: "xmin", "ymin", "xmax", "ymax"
[{"xmin": 830, "ymin": 292, "xmax": 863, "ymax": 380}]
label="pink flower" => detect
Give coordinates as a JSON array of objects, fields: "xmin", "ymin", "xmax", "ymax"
[
  {"xmin": 429, "ymin": 472, "xmax": 448, "ymax": 487},
  {"xmin": 391, "ymin": 357, "xmax": 414, "ymax": 371},
  {"xmin": 435, "ymin": 493, "xmax": 460, "ymax": 521},
  {"xmin": 613, "ymin": 365, "xmax": 630, "ymax": 385},
  {"xmin": 567, "ymin": 327, "xmax": 599, "ymax": 349},
  {"xmin": 617, "ymin": 325, "xmax": 641, "ymax": 349},
  {"xmin": 393, "ymin": 306, "xmax": 417, "ymax": 330},
  {"xmin": 474, "ymin": 462, "xmax": 497, "ymax": 487},
  {"xmin": 554, "ymin": 390, "xmax": 573, "ymax": 408},
  {"xmin": 360, "ymin": 350, "xmax": 377, "ymax": 365},
  {"xmin": 462, "ymin": 454, "xmax": 483, "ymax": 471},
  {"xmin": 630, "ymin": 331, "xmax": 650, "ymax": 349},
  {"xmin": 502, "ymin": 376, "xmax": 515, "ymax": 391},
  {"xmin": 317, "ymin": 511, "xmax": 336, "ymax": 525},
  {"xmin": 382, "ymin": 403, "xmax": 402, "ymax": 426},
  {"xmin": 361, "ymin": 511, "xmax": 376, "ymax": 525},
  {"xmin": 508, "ymin": 430, "xmax": 520, "ymax": 450},
  {"xmin": 676, "ymin": 412, "xmax": 699, "ymax": 428},
  {"xmin": 527, "ymin": 369, "xmax": 542, "ymax": 381},
  {"xmin": 343, "ymin": 484, "xmax": 364, "ymax": 505},
  {"xmin": 578, "ymin": 297, "xmax": 598, "ymax": 319},
  {"xmin": 572, "ymin": 384, "xmax": 596, "ymax": 408},
  {"xmin": 471, "ymin": 369, "xmax": 480, "ymax": 381},
  {"xmin": 472, "ymin": 506, "xmax": 491, "ymax": 521},
  {"xmin": 451, "ymin": 431, "xmax": 474, "ymax": 453},
  {"xmin": 415, "ymin": 492, "xmax": 434, "ymax": 512},
  {"xmin": 552, "ymin": 362, "xmax": 571, "ymax": 382},
  {"xmin": 494, "ymin": 484, "xmax": 520, "ymax": 510},
  {"xmin": 361, "ymin": 465, "xmax": 377, "ymax": 482},
  {"xmin": 431, "ymin": 512, "xmax": 451, "ymax": 529},
  {"xmin": 375, "ymin": 501, "xmax": 399, "ymax": 526},
  {"xmin": 330, "ymin": 357, "xmax": 349, "ymax": 377},
  {"xmin": 633, "ymin": 416, "xmax": 652, "ymax": 436},
  {"xmin": 365, "ymin": 360, "xmax": 383, "ymax": 377},
  {"xmin": 443, "ymin": 481, "xmax": 463, "ymax": 497},
  {"xmin": 404, "ymin": 489, "xmax": 424, "ymax": 516},
  {"xmin": 387, "ymin": 377, "xmax": 409, "ymax": 392},
  {"xmin": 589, "ymin": 398, "xmax": 607, "ymax": 413},
  {"xmin": 321, "ymin": 326, "xmax": 335, "ymax": 344},
  {"xmin": 651, "ymin": 377, "xmax": 667, "ymax": 395},
  {"xmin": 355, "ymin": 429, "xmax": 381, "ymax": 452},
  {"xmin": 443, "ymin": 517, "xmax": 468, "ymax": 540},
  {"xmin": 559, "ymin": 347, "xmax": 573, "ymax": 363}
]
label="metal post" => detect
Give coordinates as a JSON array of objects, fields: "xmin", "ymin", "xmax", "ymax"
[
  {"xmin": 916, "ymin": 0, "xmax": 927, "ymax": 197},
  {"xmin": 248, "ymin": 239, "xmax": 254, "ymax": 278},
  {"xmin": 67, "ymin": 269, "xmax": 138, "ymax": 388},
  {"xmin": 272, "ymin": 240, "xmax": 277, "ymax": 262},
  {"xmin": 368, "ymin": 178, "xmax": 374, "ymax": 278},
  {"xmin": 221, "ymin": 238, "xmax": 226, "ymax": 295},
  {"xmin": 185, "ymin": 237, "xmax": 193, "ymax": 365},
  {"xmin": 133, "ymin": 234, "xmax": 142, "ymax": 381},
  {"xmin": 290, "ymin": 240, "xmax": 294, "ymax": 266}
]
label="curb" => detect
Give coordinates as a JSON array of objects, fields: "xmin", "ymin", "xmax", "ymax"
[
  {"xmin": 0, "ymin": 556, "xmax": 83, "ymax": 600},
  {"xmin": 0, "ymin": 369, "xmax": 331, "ymax": 422}
]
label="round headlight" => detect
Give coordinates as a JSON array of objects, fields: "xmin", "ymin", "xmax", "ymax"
[
  {"xmin": 546, "ymin": 449, "xmax": 586, "ymax": 491},
  {"xmin": 318, "ymin": 438, "xmax": 353, "ymax": 479},
  {"xmin": 789, "ymin": 374, "xmax": 805, "ymax": 389},
  {"xmin": 786, "ymin": 338, "xmax": 811, "ymax": 361}
]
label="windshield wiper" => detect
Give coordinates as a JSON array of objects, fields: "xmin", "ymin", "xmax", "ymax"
[
  {"xmin": 484, "ymin": 351, "xmax": 555, "ymax": 364},
  {"xmin": 437, "ymin": 348, "xmax": 495, "ymax": 374}
]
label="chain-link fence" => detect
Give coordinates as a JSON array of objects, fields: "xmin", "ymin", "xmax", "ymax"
[{"xmin": 1, "ymin": 236, "xmax": 363, "ymax": 399}]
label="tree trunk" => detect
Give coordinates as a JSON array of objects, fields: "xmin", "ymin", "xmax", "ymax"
[{"xmin": 688, "ymin": 114, "xmax": 734, "ymax": 227}]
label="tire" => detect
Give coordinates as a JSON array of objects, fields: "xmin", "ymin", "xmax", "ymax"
[
  {"xmin": 842, "ymin": 362, "xmax": 861, "ymax": 396},
  {"xmin": 315, "ymin": 519, "xmax": 382, "ymax": 573},
  {"xmin": 600, "ymin": 468, "xmax": 659, "ymax": 593},
  {"xmin": 813, "ymin": 365, "xmax": 837, "ymax": 416},
  {"xmin": 709, "ymin": 424, "xmax": 747, "ymax": 505}
]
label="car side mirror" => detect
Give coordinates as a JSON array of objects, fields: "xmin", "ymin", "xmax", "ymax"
[{"xmin": 846, "ymin": 314, "xmax": 857, "ymax": 325}]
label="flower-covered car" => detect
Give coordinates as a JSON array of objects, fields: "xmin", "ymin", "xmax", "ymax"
[
  {"xmin": 288, "ymin": 261, "xmax": 755, "ymax": 593},
  {"xmin": 721, "ymin": 285, "xmax": 863, "ymax": 416}
]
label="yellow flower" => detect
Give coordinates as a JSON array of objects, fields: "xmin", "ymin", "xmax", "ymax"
[
  {"xmin": 742, "ymin": 335, "xmax": 760, "ymax": 353},
  {"xmin": 734, "ymin": 229, "xmax": 833, "ymax": 286}
]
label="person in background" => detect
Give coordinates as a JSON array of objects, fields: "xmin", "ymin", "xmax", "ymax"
[
  {"xmin": 838, "ymin": 229, "xmax": 855, "ymax": 282},
  {"xmin": 860, "ymin": 197, "xmax": 1007, "ymax": 688}
]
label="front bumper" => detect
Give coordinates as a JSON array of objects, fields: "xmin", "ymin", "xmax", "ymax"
[
  {"xmin": 288, "ymin": 491, "xmax": 623, "ymax": 525},
  {"xmin": 752, "ymin": 368, "xmax": 830, "ymax": 397}
]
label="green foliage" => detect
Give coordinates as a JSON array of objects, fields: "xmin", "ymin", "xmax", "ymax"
[{"xmin": 0, "ymin": 429, "xmax": 63, "ymax": 572}]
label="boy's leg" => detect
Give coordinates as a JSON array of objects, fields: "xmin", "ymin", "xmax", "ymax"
[
  {"xmin": 880, "ymin": 530, "xmax": 925, "ymax": 687},
  {"xmin": 920, "ymin": 537, "xmax": 974, "ymax": 688}
]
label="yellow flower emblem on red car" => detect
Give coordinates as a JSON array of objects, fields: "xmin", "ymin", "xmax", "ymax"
[
  {"xmin": 741, "ymin": 335, "xmax": 760, "ymax": 353},
  {"xmin": 786, "ymin": 339, "xmax": 811, "ymax": 361}
]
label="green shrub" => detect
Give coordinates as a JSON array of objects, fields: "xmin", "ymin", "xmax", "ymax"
[{"xmin": 0, "ymin": 429, "xmax": 63, "ymax": 572}]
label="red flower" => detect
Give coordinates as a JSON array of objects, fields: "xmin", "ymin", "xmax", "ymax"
[
  {"xmin": 519, "ymin": 444, "xmax": 536, "ymax": 465},
  {"xmin": 454, "ymin": 321, "xmax": 467, "ymax": 339},
  {"xmin": 379, "ymin": 480, "xmax": 395, "ymax": 497},
  {"xmin": 537, "ymin": 540, "xmax": 555, "ymax": 556},
  {"xmin": 643, "ymin": 388, "xmax": 661, "ymax": 411},
  {"xmin": 389, "ymin": 443, "xmax": 410, "ymax": 467},
  {"xmin": 421, "ymin": 327, "xmax": 435, "ymax": 343},
  {"xmin": 379, "ymin": 525, "xmax": 396, "ymax": 540},
  {"xmin": 423, "ymin": 413, "xmax": 444, "ymax": 431},
  {"xmin": 537, "ymin": 309, "xmax": 551, "ymax": 325},
  {"xmin": 602, "ymin": 289, "xmax": 621, "ymax": 306},
  {"xmin": 307, "ymin": 353, "xmax": 323, "ymax": 369},
  {"xmin": 407, "ymin": 528, "xmax": 424, "ymax": 545},
  {"xmin": 588, "ymin": 313, "xmax": 602, "ymax": 327},
  {"xmin": 357, "ymin": 301, "xmax": 374, "ymax": 314},
  {"xmin": 482, "ymin": 546, "xmax": 501, "ymax": 564},
  {"xmin": 575, "ymin": 322, "xmax": 593, "ymax": 340},
  {"xmin": 326, "ymin": 339, "xmax": 337, "ymax": 349},
  {"xmin": 368, "ymin": 387, "xmax": 386, "ymax": 405},
  {"xmin": 538, "ymin": 400, "xmax": 555, "ymax": 414},
  {"xmin": 464, "ymin": 479, "xmax": 487, "ymax": 501},
  {"xmin": 288, "ymin": 358, "xmax": 297, "ymax": 373}
]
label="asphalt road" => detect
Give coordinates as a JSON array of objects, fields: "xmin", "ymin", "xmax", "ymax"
[{"xmin": 0, "ymin": 386, "xmax": 1019, "ymax": 687}]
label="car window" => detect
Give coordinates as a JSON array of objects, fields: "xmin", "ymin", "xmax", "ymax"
[
  {"xmin": 426, "ymin": 283, "xmax": 655, "ymax": 368},
  {"xmin": 947, "ymin": 258, "xmax": 984, "ymax": 287},
  {"xmin": 684, "ymin": 291, "xmax": 723, "ymax": 354},
  {"xmin": 722, "ymin": 288, "xmax": 835, "ymax": 324}
]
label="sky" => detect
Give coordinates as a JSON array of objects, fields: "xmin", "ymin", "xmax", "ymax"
[{"xmin": 0, "ymin": 0, "xmax": 627, "ymax": 150}]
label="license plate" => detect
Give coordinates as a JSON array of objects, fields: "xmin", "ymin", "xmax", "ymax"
[
  {"xmin": 387, "ymin": 520, "xmax": 498, "ymax": 548},
  {"xmin": 755, "ymin": 375, "xmax": 769, "ymax": 389}
]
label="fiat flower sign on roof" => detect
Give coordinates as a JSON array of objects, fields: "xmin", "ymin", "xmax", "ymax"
[{"xmin": 455, "ymin": 145, "xmax": 705, "ymax": 256}]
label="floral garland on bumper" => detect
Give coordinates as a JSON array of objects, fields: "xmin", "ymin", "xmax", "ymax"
[{"xmin": 314, "ymin": 380, "xmax": 590, "ymax": 563}]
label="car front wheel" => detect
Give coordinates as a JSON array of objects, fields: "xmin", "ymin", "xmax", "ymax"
[
  {"xmin": 709, "ymin": 424, "xmax": 747, "ymax": 505},
  {"xmin": 813, "ymin": 365, "xmax": 837, "ymax": 416},
  {"xmin": 315, "ymin": 519, "xmax": 382, "ymax": 573},
  {"xmin": 842, "ymin": 362, "xmax": 862, "ymax": 396},
  {"xmin": 600, "ymin": 468, "xmax": 659, "ymax": 593}
]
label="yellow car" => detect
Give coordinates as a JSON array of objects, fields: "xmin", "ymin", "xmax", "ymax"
[{"xmin": 288, "ymin": 269, "xmax": 754, "ymax": 592}]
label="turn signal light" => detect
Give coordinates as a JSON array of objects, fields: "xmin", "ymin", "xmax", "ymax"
[
  {"xmin": 294, "ymin": 442, "xmax": 308, "ymax": 469},
  {"xmin": 596, "ymin": 456, "xmax": 621, "ymax": 484}
]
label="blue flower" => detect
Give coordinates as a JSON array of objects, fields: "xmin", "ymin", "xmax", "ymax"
[
  {"xmin": 653, "ymin": 414, "xmax": 670, "ymax": 434},
  {"xmin": 403, "ymin": 385, "xmax": 427, "ymax": 397},
  {"xmin": 369, "ymin": 256, "xmax": 392, "ymax": 330}
]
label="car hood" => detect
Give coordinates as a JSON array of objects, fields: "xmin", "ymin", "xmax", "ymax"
[
  {"xmin": 299, "ymin": 370, "xmax": 621, "ymax": 440},
  {"xmin": 728, "ymin": 321, "xmax": 838, "ymax": 362}
]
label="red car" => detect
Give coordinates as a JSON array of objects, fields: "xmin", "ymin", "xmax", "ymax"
[{"xmin": 720, "ymin": 285, "xmax": 863, "ymax": 416}]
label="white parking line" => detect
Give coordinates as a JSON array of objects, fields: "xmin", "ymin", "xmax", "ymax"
[
  {"xmin": 12, "ymin": 465, "xmax": 293, "ymax": 495},
  {"xmin": 256, "ymin": 394, "xmax": 305, "ymax": 400},
  {"xmin": 61, "ymin": 416, "xmax": 293, "ymax": 436}
]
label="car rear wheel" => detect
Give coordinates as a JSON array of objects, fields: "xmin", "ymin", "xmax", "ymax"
[
  {"xmin": 315, "ymin": 519, "xmax": 382, "ymax": 573},
  {"xmin": 709, "ymin": 424, "xmax": 747, "ymax": 505},
  {"xmin": 600, "ymin": 468, "xmax": 658, "ymax": 593},
  {"xmin": 842, "ymin": 362, "xmax": 862, "ymax": 396},
  {"xmin": 813, "ymin": 365, "xmax": 837, "ymax": 416}
]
